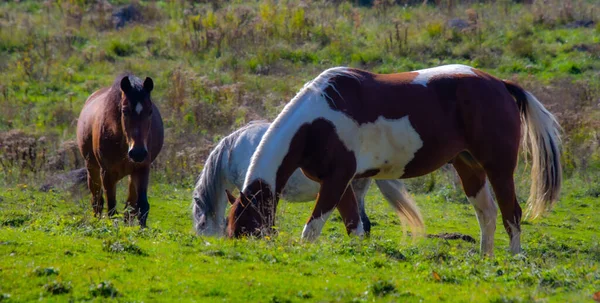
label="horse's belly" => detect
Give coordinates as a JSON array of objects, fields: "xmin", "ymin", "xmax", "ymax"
[
  {"xmin": 354, "ymin": 116, "xmax": 423, "ymax": 179},
  {"xmin": 280, "ymin": 169, "xmax": 320, "ymax": 202}
]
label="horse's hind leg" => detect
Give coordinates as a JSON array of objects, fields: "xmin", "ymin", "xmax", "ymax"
[
  {"xmin": 452, "ymin": 153, "xmax": 497, "ymax": 256},
  {"xmin": 336, "ymin": 184, "xmax": 364, "ymax": 237},
  {"xmin": 472, "ymin": 147, "xmax": 522, "ymax": 254},
  {"xmin": 351, "ymin": 178, "xmax": 372, "ymax": 235},
  {"xmin": 86, "ymin": 164, "xmax": 104, "ymax": 217},
  {"xmin": 485, "ymin": 167, "xmax": 521, "ymax": 254}
]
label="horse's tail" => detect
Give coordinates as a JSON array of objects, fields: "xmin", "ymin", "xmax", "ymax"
[
  {"xmin": 374, "ymin": 179, "xmax": 424, "ymax": 236},
  {"xmin": 504, "ymin": 80, "xmax": 562, "ymax": 219},
  {"xmin": 192, "ymin": 136, "xmax": 230, "ymax": 233}
]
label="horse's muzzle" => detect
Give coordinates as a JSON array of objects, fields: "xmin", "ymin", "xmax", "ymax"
[{"xmin": 128, "ymin": 147, "xmax": 148, "ymax": 163}]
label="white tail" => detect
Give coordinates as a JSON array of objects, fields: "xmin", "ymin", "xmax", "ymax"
[
  {"xmin": 504, "ymin": 81, "xmax": 562, "ymax": 219},
  {"xmin": 375, "ymin": 179, "xmax": 424, "ymax": 236}
]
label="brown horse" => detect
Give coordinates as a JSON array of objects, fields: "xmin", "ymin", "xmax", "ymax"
[
  {"xmin": 227, "ymin": 64, "xmax": 562, "ymax": 255},
  {"xmin": 77, "ymin": 74, "xmax": 164, "ymax": 227}
]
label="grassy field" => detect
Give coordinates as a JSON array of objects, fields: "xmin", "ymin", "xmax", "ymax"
[
  {"xmin": 1, "ymin": 0, "xmax": 600, "ymax": 302},
  {"xmin": 1, "ymin": 177, "xmax": 599, "ymax": 302}
]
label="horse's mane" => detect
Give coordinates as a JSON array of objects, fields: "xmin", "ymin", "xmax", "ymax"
[
  {"xmin": 105, "ymin": 73, "xmax": 144, "ymax": 105},
  {"xmin": 192, "ymin": 120, "xmax": 270, "ymax": 229},
  {"xmin": 110, "ymin": 72, "xmax": 143, "ymax": 91},
  {"xmin": 243, "ymin": 67, "xmax": 360, "ymax": 190}
]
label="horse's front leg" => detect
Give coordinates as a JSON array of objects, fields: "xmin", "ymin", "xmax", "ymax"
[
  {"xmin": 302, "ymin": 175, "xmax": 362, "ymax": 241},
  {"xmin": 101, "ymin": 170, "xmax": 118, "ymax": 218},
  {"xmin": 86, "ymin": 163, "xmax": 104, "ymax": 217},
  {"xmin": 131, "ymin": 166, "xmax": 151, "ymax": 228},
  {"xmin": 124, "ymin": 175, "xmax": 138, "ymax": 226}
]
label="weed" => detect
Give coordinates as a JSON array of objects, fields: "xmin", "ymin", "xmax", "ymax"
[
  {"xmin": 33, "ymin": 267, "xmax": 59, "ymax": 277},
  {"xmin": 102, "ymin": 239, "xmax": 147, "ymax": 256},
  {"xmin": 43, "ymin": 280, "xmax": 71, "ymax": 295},
  {"xmin": 89, "ymin": 281, "xmax": 119, "ymax": 298},
  {"xmin": 370, "ymin": 280, "xmax": 396, "ymax": 297}
]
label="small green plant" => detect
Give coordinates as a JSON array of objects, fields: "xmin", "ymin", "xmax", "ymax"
[
  {"xmin": 107, "ymin": 40, "xmax": 136, "ymax": 57},
  {"xmin": 102, "ymin": 239, "xmax": 147, "ymax": 256},
  {"xmin": 89, "ymin": 281, "xmax": 119, "ymax": 298},
  {"xmin": 33, "ymin": 267, "xmax": 59, "ymax": 277},
  {"xmin": 426, "ymin": 22, "xmax": 444, "ymax": 38},
  {"xmin": 510, "ymin": 38, "xmax": 535, "ymax": 59},
  {"xmin": 370, "ymin": 280, "xmax": 396, "ymax": 297},
  {"xmin": 44, "ymin": 280, "xmax": 71, "ymax": 295}
]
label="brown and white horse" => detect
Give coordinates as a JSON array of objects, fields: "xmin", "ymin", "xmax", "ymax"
[
  {"xmin": 77, "ymin": 74, "xmax": 164, "ymax": 227},
  {"xmin": 227, "ymin": 64, "xmax": 561, "ymax": 255}
]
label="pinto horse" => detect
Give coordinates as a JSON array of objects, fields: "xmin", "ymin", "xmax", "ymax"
[
  {"xmin": 191, "ymin": 121, "xmax": 423, "ymax": 237},
  {"xmin": 227, "ymin": 64, "xmax": 561, "ymax": 255},
  {"xmin": 77, "ymin": 74, "xmax": 164, "ymax": 227}
]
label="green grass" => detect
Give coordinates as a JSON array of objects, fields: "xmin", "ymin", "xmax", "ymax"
[
  {"xmin": 1, "ymin": 1, "xmax": 600, "ymax": 301},
  {"xmin": 1, "ymin": 177, "xmax": 598, "ymax": 302}
]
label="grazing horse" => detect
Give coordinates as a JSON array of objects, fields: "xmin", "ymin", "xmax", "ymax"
[
  {"xmin": 191, "ymin": 121, "xmax": 423, "ymax": 237},
  {"xmin": 227, "ymin": 64, "xmax": 561, "ymax": 255},
  {"xmin": 77, "ymin": 74, "xmax": 164, "ymax": 227}
]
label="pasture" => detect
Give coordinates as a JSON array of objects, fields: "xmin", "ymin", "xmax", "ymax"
[
  {"xmin": 1, "ymin": 0, "xmax": 600, "ymax": 302},
  {"xmin": 1, "ymin": 177, "xmax": 599, "ymax": 302}
]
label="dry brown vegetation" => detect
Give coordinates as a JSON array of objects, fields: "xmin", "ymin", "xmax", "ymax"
[{"xmin": 0, "ymin": 0, "xmax": 598, "ymax": 189}]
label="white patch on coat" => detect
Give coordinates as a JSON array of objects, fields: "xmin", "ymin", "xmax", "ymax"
[
  {"xmin": 244, "ymin": 67, "xmax": 425, "ymax": 192},
  {"xmin": 301, "ymin": 210, "xmax": 333, "ymax": 241},
  {"xmin": 412, "ymin": 64, "xmax": 477, "ymax": 87},
  {"xmin": 354, "ymin": 116, "xmax": 423, "ymax": 178},
  {"xmin": 467, "ymin": 183, "xmax": 497, "ymax": 256},
  {"xmin": 135, "ymin": 103, "xmax": 143, "ymax": 115}
]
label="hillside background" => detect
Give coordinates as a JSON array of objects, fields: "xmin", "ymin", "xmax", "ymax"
[{"xmin": 1, "ymin": 0, "xmax": 599, "ymax": 188}]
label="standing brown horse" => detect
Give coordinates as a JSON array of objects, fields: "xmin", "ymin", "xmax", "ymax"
[
  {"xmin": 227, "ymin": 64, "xmax": 562, "ymax": 256},
  {"xmin": 77, "ymin": 74, "xmax": 164, "ymax": 227}
]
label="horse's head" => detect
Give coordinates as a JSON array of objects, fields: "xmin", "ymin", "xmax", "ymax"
[
  {"xmin": 226, "ymin": 190, "xmax": 263, "ymax": 238},
  {"xmin": 192, "ymin": 189, "xmax": 227, "ymax": 237},
  {"xmin": 119, "ymin": 76, "xmax": 154, "ymax": 163}
]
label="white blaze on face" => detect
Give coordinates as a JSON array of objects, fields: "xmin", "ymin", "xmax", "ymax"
[
  {"xmin": 412, "ymin": 64, "xmax": 478, "ymax": 87},
  {"xmin": 135, "ymin": 102, "xmax": 143, "ymax": 115}
]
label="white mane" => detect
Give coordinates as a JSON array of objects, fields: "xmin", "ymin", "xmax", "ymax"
[{"xmin": 242, "ymin": 67, "xmax": 358, "ymax": 191}]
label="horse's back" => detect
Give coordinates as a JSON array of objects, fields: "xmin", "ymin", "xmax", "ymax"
[
  {"xmin": 228, "ymin": 123, "xmax": 270, "ymax": 187},
  {"xmin": 77, "ymin": 87, "xmax": 112, "ymax": 164},
  {"xmin": 324, "ymin": 65, "xmax": 518, "ymax": 178}
]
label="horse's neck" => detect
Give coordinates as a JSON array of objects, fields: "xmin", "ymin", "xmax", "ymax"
[
  {"xmin": 244, "ymin": 98, "xmax": 315, "ymax": 192},
  {"xmin": 100, "ymin": 89, "xmax": 125, "ymax": 140}
]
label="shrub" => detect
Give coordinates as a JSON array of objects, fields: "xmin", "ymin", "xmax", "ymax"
[
  {"xmin": 44, "ymin": 281, "xmax": 71, "ymax": 295},
  {"xmin": 370, "ymin": 280, "xmax": 396, "ymax": 297},
  {"xmin": 107, "ymin": 40, "xmax": 136, "ymax": 57},
  {"xmin": 89, "ymin": 281, "xmax": 119, "ymax": 298}
]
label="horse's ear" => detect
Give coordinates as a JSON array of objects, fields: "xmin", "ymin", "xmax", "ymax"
[
  {"xmin": 225, "ymin": 189, "xmax": 236, "ymax": 205},
  {"xmin": 120, "ymin": 76, "xmax": 132, "ymax": 93},
  {"xmin": 143, "ymin": 77, "xmax": 154, "ymax": 93}
]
